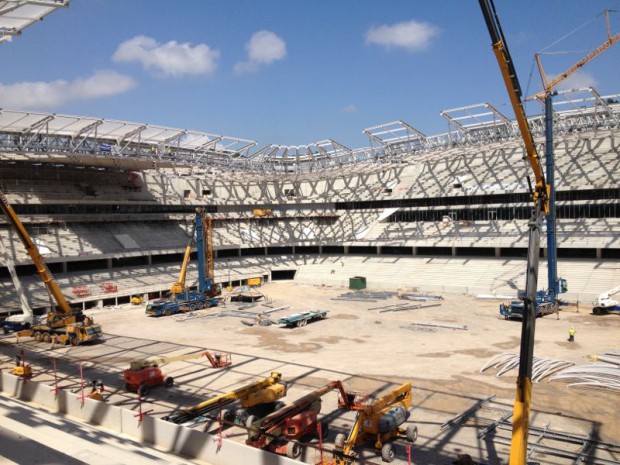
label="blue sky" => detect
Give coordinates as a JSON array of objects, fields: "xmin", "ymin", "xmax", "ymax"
[{"xmin": 1, "ymin": 1, "xmax": 618, "ymax": 149}]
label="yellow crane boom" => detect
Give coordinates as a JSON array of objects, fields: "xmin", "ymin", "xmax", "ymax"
[
  {"xmin": 478, "ymin": 1, "xmax": 549, "ymax": 463},
  {"xmin": 0, "ymin": 188, "xmax": 73, "ymax": 315}
]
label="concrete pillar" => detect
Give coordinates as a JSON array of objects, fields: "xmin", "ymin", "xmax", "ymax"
[
  {"xmin": 147, "ymin": 255, "xmax": 153, "ymax": 265},
  {"xmin": 452, "ymin": 246, "xmax": 457, "ymax": 257},
  {"xmin": 495, "ymin": 247, "xmax": 501, "ymax": 257},
  {"xmin": 107, "ymin": 258, "xmax": 113, "ymax": 269},
  {"xmin": 344, "ymin": 245, "xmax": 349, "ymax": 255},
  {"xmin": 62, "ymin": 262, "xmax": 68, "ymax": 273},
  {"xmin": 377, "ymin": 246, "xmax": 382, "ymax": 255},
  {"xmin": 596, "ymin": 248, "xmax": 602, "ymax": 259},
  {"xmin": 412, "ymin": 247, "xmax": 417, "ymax": 256},
  {"xmin": 96, "ymin": 299, "xmax": 103, "ymax": 308}
]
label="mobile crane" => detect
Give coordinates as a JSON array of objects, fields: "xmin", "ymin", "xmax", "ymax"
[
  {"xmin": 478, "ymin": 1, "xmax": 554, "ymax": 463},
  {"xmin": 123, "ymin": 350, "xmax": 232, "ymax": 396},
  {"xmin": 331, "ymin": 383, "xmax": 417, "ymax": 464},
  {"xmin": 164, "ymin": 371, "xmax": 287, "ymax": 427},
  {"xmin": 246, "ymin": 380, "xmax": 353, "ymax": 460},
  {"xmin": 146, "ymin": 208, "xmax": 220, "ymax": 316},
  {"xmin": 592, "ymin": 285, "xmax": 620, "ymax": 315},
  {"xmin": 0, "ymin": 188, "xmax": 102, "ymax": 345}
]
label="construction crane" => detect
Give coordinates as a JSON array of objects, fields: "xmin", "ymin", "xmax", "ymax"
[
  {"xmin": 478, "ymin": 1, "xmax": 550, "ymax": 463},
  {"xmin": 529, "ymin": 9, "xmax": 619, "ymax": 102},
  {"xmin": 123, "ymin": 350, "xmax": 232, "ymax": 396},
  {"xmin": 530, "ymin": 10, "xmax": 617, "ymax": 303},
  {"xmin": 169, "ymin": 220, "xmax": 197, "ymax": 296},
  {"xmin": 146, "ymin": 208, "xmax": 219, "ymax": 316},
  {"xmin": 164, "ymin": 371, "xmax": 287, "ymax": 427},
  {"xmin": 246, "ymin": 380, "xmax": 353, "ymax": 460},
  {"xmin": 331, "ymin": 383, "xmax": 417, "ymax": 464},
  {"xmin": 592, "ymin": 285, "xmax": 620, "ymax": 315},
  {"xmin": 0, "ymin": 188, "xmax": 102, "ymax": 345}
]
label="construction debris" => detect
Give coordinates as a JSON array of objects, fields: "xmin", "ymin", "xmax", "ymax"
[
  {"xmin": 398, "ymin": 292, "xmax": 444, "ymax": 302},
  {"xmin": 401, "ymin": 321, "xmax": 468, "ymax": 331},
  {"xmin": 480, "ymin": 353, "xmax": 574, "ymax": 382},
  {"xmin": 370, "ymin": 303, "xmax": 442, "ymax": 313},
  {"xmin": 331, "ymin": 291, "xmax": 396, "ymax": 303}
]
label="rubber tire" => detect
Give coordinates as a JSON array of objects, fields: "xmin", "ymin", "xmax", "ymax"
[
  {"xmin": 196, "ymin": 302, "xmax": 204, "ymax": 310},
  {"xmin": 381, "ymin": 443, "xmax": 395, "ymax": 463},
  {"xmin": 406, "ymin": 425, "xmax": 418, "ymax": 443},
  {"xmin": 165, "ymin": 308, "xmax": 172, "ymax": 316},
  {"xmin": 221, "ymin": 409, "xmax": 233, "ymax": 422},
  {"xmin": 70, "ymin": 336, "xmax": 79, "ymax": 346},
  {"xmin": 124, "ymin": 383, "xmax": 132, "ymax": 392},
  {"xmin": 138, "ymin": 385, "xmax": 150, "ymax": 397},
  {"xmin": 43, "ymin": 333, "xmax": 51, "ymax": 343},
  {"xmin": 189, "ymin": 304, "xmax": 196, "ymax": 311},
  {"xmin": 164, "ymin": 377, "xmax": 174, "ymax": 387},
  {"xmin": 236, "ymin": 409, "xmax": 248, "ymax": 425},
  {"xmin": 334, "ymin": 433, "xmax": 346, "ymax": 448},
  {"xmin": 245, "ymin": 414, "xmax": 257, "ymax": 428},
  {"xmin": 34, "ymin": 332, "xmax": 43, "ymax": 342},
  {"xmin": 286, "ymin": 441, "xmax": 301, "ymax": 459},
  {"xmin": 274, "ymin": 401, "xmax": 286, "ymax": 411}
]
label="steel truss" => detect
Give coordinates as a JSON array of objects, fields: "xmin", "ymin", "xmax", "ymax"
[
  {"xmin": 0, "ymin": 109, "xmax": 256, "ymax": 168},
  {"xmin": 0, "ymin": 89, "xmax": 618, "ymax": 173}
]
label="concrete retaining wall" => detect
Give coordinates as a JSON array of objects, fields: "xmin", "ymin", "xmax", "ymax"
[{"xmin": 0, "ymin": 372, "xmax": 302, "ymax": 465}]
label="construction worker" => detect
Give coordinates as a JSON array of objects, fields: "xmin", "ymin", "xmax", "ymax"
[{"xmin": 568, "ymin": 325, "xmax": 576, "ymax": 342}]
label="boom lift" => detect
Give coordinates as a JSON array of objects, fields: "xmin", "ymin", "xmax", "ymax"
[
  {"xmin": 123, "ymin": 350, "xmax": 232, "ymax": 396},
  {"xmin": 331, "ymin": 383, "xmax": 417, "ymax": 464},
  {"xmin": 164, "ymin": 371, "xmax": 287, "ymax": 427},
  {"xmin": 592, "ymin": 285, "xmax": 620, "ymax": 315},
  {"xmin": 478, "ymin": 1, "xmax": 551, "ymax": 462},
  {"xmin": 246, "ymin": 380, "xmax": 353, "ymax": 460},
  {"xmin": 0, "ymin": 188, "xmax": 102, "ymax": 345},
  {"xmin": 146, "ymin": 208, "xmax": 220, "ymax": 316}
]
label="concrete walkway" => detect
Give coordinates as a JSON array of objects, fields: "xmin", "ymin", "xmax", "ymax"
[{"xmin": 0, "ymin": 394, "xmax": 210, "ymax": 465}]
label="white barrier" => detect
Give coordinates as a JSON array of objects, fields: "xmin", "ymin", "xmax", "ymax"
[{"xmin": 0, "ymin": 372, "xmax": 303, "ymax": 465}]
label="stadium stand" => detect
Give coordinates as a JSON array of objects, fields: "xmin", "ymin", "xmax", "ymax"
[{"xmin": 0, "ymin": 88, "xmax": 618, "ymax": 314}]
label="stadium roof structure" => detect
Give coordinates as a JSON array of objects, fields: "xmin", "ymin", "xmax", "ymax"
[
  {"xmin": 0, "ymin": 88, "xmax": 618, "ymax": 172},
  {"xmin": 0, "ymin": 0, "xmax": 69, "ymax": 44}
]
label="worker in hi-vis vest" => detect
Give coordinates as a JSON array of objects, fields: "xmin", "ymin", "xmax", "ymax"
[{"xmin": 568, "ymin": 325, "xmax": 576, "ymax": 342}]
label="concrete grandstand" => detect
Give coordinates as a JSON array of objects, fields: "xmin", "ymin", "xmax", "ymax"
[{"xmin": 0, "ymin": 87, "xmax": 618, "ymax": 317}]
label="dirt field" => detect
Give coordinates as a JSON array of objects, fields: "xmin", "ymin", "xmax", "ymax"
[{"xmin": 1, "ymin": 281, "xmax": 619, "ymax": 465}]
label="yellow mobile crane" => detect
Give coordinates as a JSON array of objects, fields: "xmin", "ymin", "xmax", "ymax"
[
  {"xmin": 0, "ymin": 188, "xmax": 102, "ymax": 345},
  {"xmin": 478, "ymin": 1, "xmax": 551, "ymax": 463}
]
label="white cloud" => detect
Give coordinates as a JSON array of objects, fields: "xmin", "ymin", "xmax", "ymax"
[
  {"xmin": 342, "ymin": 104, "xmax": 357, "ymax": 114},
  {"xmin": 0, "ymin": 70, "xmax": 137, "ymax": 109},
  {"xmin": 234, "ymin": 30, "xmax": 287, "ymax": 75},
  {"xmin": 366, "ymin": 19, "xmax": 439, "ymax": 52},
  {"xmin": 556, "ymin": 71, "xmax": 598, "ymax": 91},
  {"xmin": 113, "ymin": 35, "xmax": 220, "ymax": 78}
]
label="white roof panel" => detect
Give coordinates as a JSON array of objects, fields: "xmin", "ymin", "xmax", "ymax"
[{"xmin": 0, "ymin": 1, "xmax": 69, "ymax": 44}]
